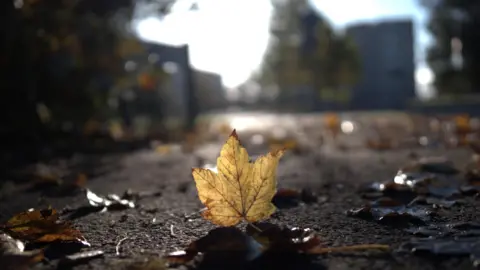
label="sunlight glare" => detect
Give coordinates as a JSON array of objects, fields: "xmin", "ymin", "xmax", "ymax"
[
  {"xmin": 134, "ymin": 0, "xmax": 273, "ymax": 88},
  {"xmin": 415, "ymin": 67, "xmax": 434, "ymax": 85},
  {"xmin": 229, "ymin": 116, "xmax": 263, "ymax": 132}
]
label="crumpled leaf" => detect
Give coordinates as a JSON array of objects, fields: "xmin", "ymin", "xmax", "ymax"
[
  {"xmin": 0, "ymin": 233, "xmax": 44, "ymax": 270},
  {"xmin": 62, "ymin": 189, "xmax": 136, "ymax": 220},
  {"xmin": 86, "ymin": 189, "xmax": 135, "ymax": 210},
  {"xmin": 2, "ymin": 208, "xmax": 89, "ymax": 246},
  {"xmin": 166, "ymin": 227, "xmax": 262, "ymax": 266},
  {"xmin": 192, "ymin": 129, "xmax": 285, "ymax": 226},
  {"xmin": 409, "ymin": 196, "xmax": 459, "ymax": 209},
  {"xmin": 245, "ymin": 223, "xmax": 322, "ymax": 253},
  {"xmin": 347, "ymin": 199, "xmax": 433, "ymax": 227},
  {"xmin": 58, "ymin": 250, "xmax": 104, "ymax": 268},
  {"xmin": 272, "ymin": 188, "xmax": 318, "ymax": 209},
  {"xmin": 401, "ymin": 221, "xmax": 480, "ymax": 267},
  {"xmin": 405, "ymin": 222, "xmax": 480, "ymax": 238},
  {"xmin": 401, "ymin": 237, "xmax": 480, "ymax": 267},
  {"xmin": 268, "ymin": 138, "xmax": 303, "ymax": 154},
  {"xmin": 401, "ymin": 157, "xmax": 459, "ymax": 175},
  {"xmin": 166, "ymin": 224, "xmax": 389, "ymax": 267}
]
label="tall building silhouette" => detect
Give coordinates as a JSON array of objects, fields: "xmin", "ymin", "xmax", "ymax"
[{"xmin": 346, "ymin": 20, "xmax": 416, "ymax": 110}]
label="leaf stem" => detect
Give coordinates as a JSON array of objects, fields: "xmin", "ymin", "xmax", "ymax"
[
  {"xmin": 248, "ymin": 222, "xmax": 263, "ymax": 233},
  {"xmin": 183, "ymin": 207, "xmax": 207, "ymax": 219},
  {"xmin": 115, "ymin": 236, "xmax": 129, "ymax": 256},
  {"xmin": 309, "ymin": 244, "xmax": 389, "ymax": 254}
]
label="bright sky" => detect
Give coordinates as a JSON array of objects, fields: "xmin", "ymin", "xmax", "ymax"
[{"xmin": 135, "ymin": 0, "xmax": 434, "ymax": 98}]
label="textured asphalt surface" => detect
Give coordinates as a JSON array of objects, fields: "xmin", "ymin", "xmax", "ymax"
[{"xmin": 1, "ymin": 138, "xmax": 478, "ymax": 269}]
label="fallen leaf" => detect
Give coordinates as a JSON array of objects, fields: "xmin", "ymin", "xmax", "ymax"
[
  {"xmin": 2, "ymin": 208, "xmax": 89, "ymax": 246},
  {"xmin": 268, "ymin": 138, "xmax": 301, "ymax": 154},
  {"xmin": 192, "ymin": 129, "xmax": 285, "ymax": 226},
  {"xmin": 58, "ymin": 250, "xmax": 104, "ymax": 267},
  {"xmin": 86, "ymin": 189, "xmax": 135, "ymax": 210},
  {"xmin": 62, "ymin": 189, "xmax": 137, "ymax": 220},
  {"xmin": 402, "ymin": 237, "xmax": 480, "ymax": 267},
  {"xmin": 0, "ymin": 233, "xmax": 44, "ymax": 270},
  {"xmin": 366, "ymin": 138, "xmax": 393, "ymax": 150},
  {"xmin": 166, "ymin": 225, "xmax": 388, "ymax": 267},
  {"xmin": 166, "ymin": 227, "xmax": 262, "ymax": 266},
  {"xmin": 272, "ymin": 188, "xmax": 318, "ymax": 209},
  {"xmin": 405, "ymin": 222, "xmax": 480, "ymax": 238},
  {"xmin": 245, "ymin": 223, "xmax": 321, "ymax": 252},
  {"xmin": 401, "ymin": 157, "xmax": 459, "ymax": 175},
  {"xmin": 121, "ymin": 189, "xmax": 162, "ymax": 201},
  {"xmin": 347, "ymin": 204, "xmax": 431, "ymax": 227},
  {"xmin": 409, "ymin": 196, "xmax": 459, "ymax": 209},
  {"xmin": 75, "ymin": 173, "xmax": 88, "ymax": 188},
  {"xmin": 155, "ymin": 145, "xmax": 171, "ymax": 155},
  {"xmin": 401, "ymin": 220, "xmax": 480, "ymax": 267}
]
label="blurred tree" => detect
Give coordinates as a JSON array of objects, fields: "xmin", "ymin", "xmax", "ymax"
[
  {"xmin": 254, "ymin": 0, "xmax": 360, "ymax": 103},
  {"xmin": 421, "ymin": 0, "xmax": 480, "ymax": 94},
  {"xmin": 0, "ymin": 0, "xmax": 175, "ymax": 148}
]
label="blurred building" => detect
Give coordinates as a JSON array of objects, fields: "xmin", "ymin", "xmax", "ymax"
[
  {"xmin": 193, "ymin": 69, "xmax": 227, "ymax": 112},
  {"xmin": 346, "ymin": 20, "xmax": 416, "ymax": 110},
  {"xmin": 119, "ymin": 42, "xmax": 226, "ymax": 128}
]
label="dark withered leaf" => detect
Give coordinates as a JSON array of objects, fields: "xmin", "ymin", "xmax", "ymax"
[
  {"xmin": 470, "ymin": 142, "xmax": 480, "ymax": 154},
  {"xmin": 465, "ymin": 167, "xmax": 480, "ymax": 183},
  {"xmin": 369, "ymin": 197, "xmax": 403, "ymax": 207},
  {"xmin": 402, "ymin": 157, "xmax": 460, "ymax": 175},
  {"xmin": 61, "ymin": 189, "xmax": 137, "ymax": 220},
  {"xmin": 2, "ymin": 208, "xmax": 89, "ymax": 246},
  {"xmin": 121, "ymin": 189, "xmax": 162, "ymax": 201},
  {"xmin": 87, "ymin": 189, "xmax": 135, "ymax": 210},
  {"xmin": 246, "ymin": 222, "xmax": 322, "ymax": 253},
  {"xmin": 363, "ymin": 181, "xmax": 417, "ymax": 204},
  {"xmin": 408, "ymin": 196, "xmax": 458, "ymax": 208},
  {"xmin": 0, "ymin": 234, "xmax": 44, "ymax": 270},
  {"xmin": 166, "ymin": 227, "xmax": 262, "ymax": 266},
  {"xmin": 402, "ymin": 237, "xmax": 480, "ymax": 267},
  {"xmin": 405, "ymin": 226, "xmax": 446, "ymax": 237},
  {"xmin": 0, "ymin": 233, "xmax": 25, "ymax": 255},
  {"xmin": 366, "ymin": 169, "xmax": 460, "ymax": 203},
  {"xmin": 272, "ymin": 188, "xmax": 318, "ymax": 209},
  {"xmin": 347, "ymin": 205, "xmax": 431, "ymax": 227},
  {"xmin": 58, "ymin": 250, "xmax": 104, "ymax": 267},
  {"xmin": 30, "ymin": 175, "xmax": 62, "ymax": 190},
  {"xmin": 405, "ymin": 222, "xmax": 480, "ymax": 238},
  {"xmin": 460, "ymin": 185, "xmax": 480, "ymax": 195}
]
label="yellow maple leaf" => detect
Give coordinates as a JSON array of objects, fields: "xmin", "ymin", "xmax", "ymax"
[{"xmin": 192, "ymin": 129, "xmax": 285, "ymax": 226}]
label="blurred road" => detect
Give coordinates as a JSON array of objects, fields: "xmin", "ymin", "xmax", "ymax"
[
  {"xmin": 1, "ymin": 111, "xmax": 478, "ymax": 270},
  {"xmin": 194, "ymin": 110, "xmax": 429, "ymax": 157}
]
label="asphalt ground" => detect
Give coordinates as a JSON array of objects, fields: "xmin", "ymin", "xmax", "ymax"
[{"xmin": 1, "ymin": 139, "xmax": 478, "ymax": 270}]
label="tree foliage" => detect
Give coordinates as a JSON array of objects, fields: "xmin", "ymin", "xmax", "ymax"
[
  {"xmin": 254, "ymin": 0, "xmax": 360, "ymax": 102},
  {"xmin": 1, "ymin": 0, "xmax": 176, "ymax": 143},
  {"xmin": 421, "ymin": 0, "xmax": 480, "ymax": 94}
]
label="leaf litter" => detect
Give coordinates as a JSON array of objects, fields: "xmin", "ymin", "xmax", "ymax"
[
  {"xmin": 0, "ymin": 207, "xmax": 97, "ymax": 267},
  {"xmin": 0, "ymin": 233, "xmax": 44, "ymax": 270},
  {"xmin": 0, "ymin": 187, "xmax": 151, "ymax": 267},
  {"xmin": 0, "ymin": 166, "xmax": 157, "ymax": 268},
  {"xmin": 348, "ymin": 150, "xmax": 480, "ymax": 266},
  {"xmin": 12, "ymin": 128, "xmax": 480, "ymax": 269},
  {"xmin": 169, "ymin": 129, "xmax": 390, "ymax": 269},
  {"xmin": 165, "ymin": 223, "xmax": 388, "ymax": 269},
  {"xmin": 61, "ymin": 189, "xmax": 139, "ymax": 220},
  {"xmin": 272, "ymin": 188, "xmax": 319, "ymax": 209},
  {"xmin": 2, "ymin": 208, "xmax": 89, "ymax": 246},
  {"xmin": 191, "ymin": 129, "xmax": 284, "ymax": 226}
]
